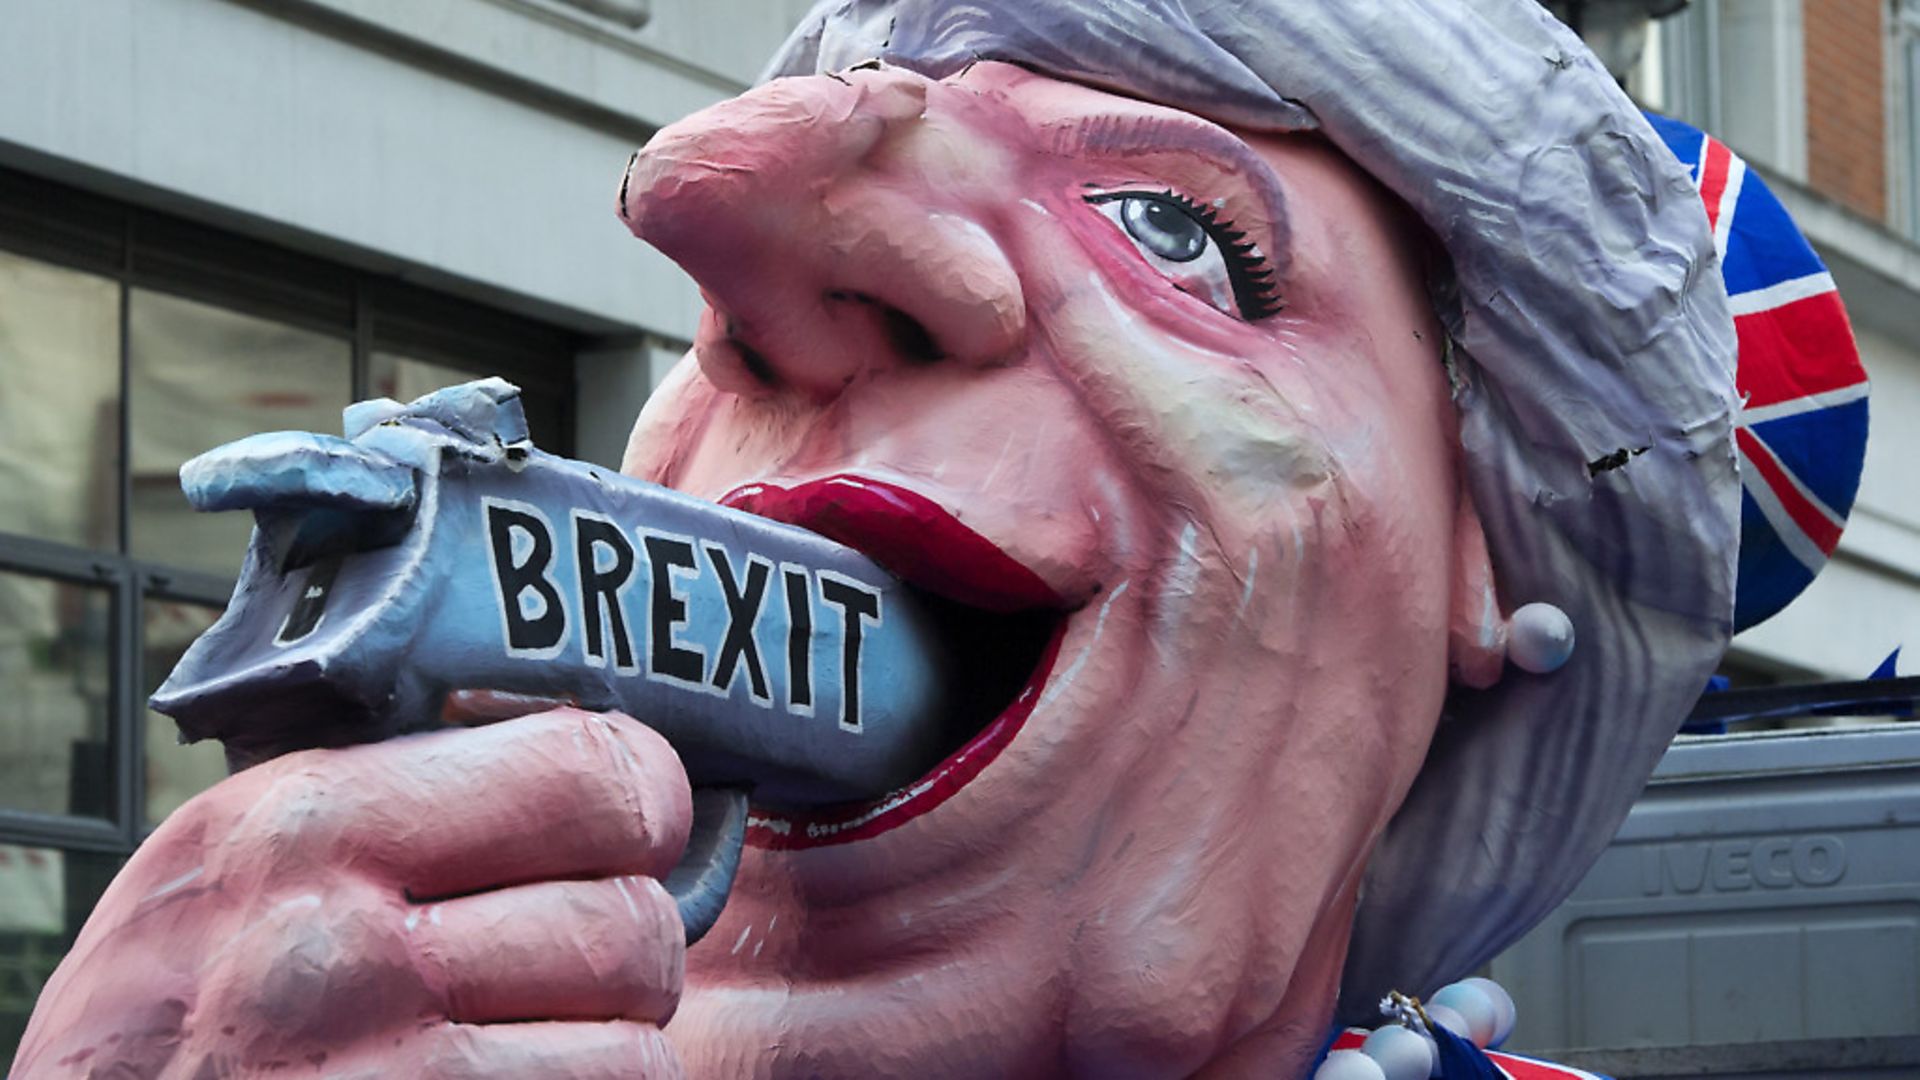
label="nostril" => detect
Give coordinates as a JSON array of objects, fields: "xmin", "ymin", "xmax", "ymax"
[
  {"xmin": 618, "ymin": 150, "xmax": 637, "ymax": 222},
  {"xmin": 734, "ymin": 338, "xmax": 777, "ymax": 384},
  {"xmin": 693, "ymin": 302, "xmax": 783, "ymax": 395},
  {"xmin": 718, "ymin": 313, "xmax": 778, "ymax": 386},
  {"xmin": 879, "ymin": 305, "xmax": 942, "ymax": 364},
  {"xmin": 823, "ymin": 290, "xmax": 944, "ymax": 365}
]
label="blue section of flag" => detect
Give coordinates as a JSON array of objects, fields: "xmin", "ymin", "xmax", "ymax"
[
  {"xmin": 1736, "ymin": 489, "xmax": 1818, "ymax": 629},
  {"xmin": 1645, "ymin": 111, "xmax": 1704, "ymax": 175},
  {"xmin": 1723, "ymin": 178, "xmax": 1827, "ymax": 296},
  {"xmin": 1431, "ymin": 1024, "xmax": 1509, "ymax": 1080},
  {"xmin": 1872, "ymin": 647, "xmax": 1902, "ymax": 680},
  {"xmin": 1644, "ymin": 110, "xmax": 1826, "ymax": 296},
  {"xmin": 1747, "ymin": 398, "xmax": 1869, "ymax": 516}
]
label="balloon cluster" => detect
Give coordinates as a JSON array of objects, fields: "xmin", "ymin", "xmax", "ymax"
[{"xmin": 1313, "ymin": 977, "xmax": 1517, "ymax": 1080}]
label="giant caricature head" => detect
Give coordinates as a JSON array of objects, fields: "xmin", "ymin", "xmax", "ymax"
[{"xmin": 616, "ymin": 1, "xmax": 1740, "ymax": 1075}]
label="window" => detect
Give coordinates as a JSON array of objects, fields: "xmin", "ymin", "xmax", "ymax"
[
  {"xmin": 0, "ymin": 164, "xmax": 581, "ymax": 1058},
  {"xmin": 1898, "ymin": 3, "xmax": 1920, "ymax": 236},
  {"xmin": 1641, "ymin": 0, "xmax": 1809, "ymax": 181}
]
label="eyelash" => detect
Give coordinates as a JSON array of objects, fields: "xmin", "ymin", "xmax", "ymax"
[{"xmin": 1083, "ymin": 189, "xmax": 1283, "ymax": 321}]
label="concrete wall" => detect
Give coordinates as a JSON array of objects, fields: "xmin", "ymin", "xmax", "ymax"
[
  {"xmin": 0, "ymin": 0, "xmax": 818, "ymax": 464},
  {"xmin": 7, "ymin": 0, "xmax": 639, "ymax": 336}
]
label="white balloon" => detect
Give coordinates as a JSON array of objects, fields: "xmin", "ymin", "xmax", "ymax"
[
  {"xmin": 1314, "ymin": 1049, "xmax": 1388, "ymax": 1080},
  {"xmin": 1423, "ymin": 1001, "xmax": 1469, "ymax": 1045},
  {"xmin": 1430, "ymin": 983, "xmax": 1498, "ymax": 1048},
  {"xmin": 1461, "ymin": 977, "xmax": 1517, "ymax": 1047},
  {"xmin": 1361, "ymin": 1024, "xmax": 1434, "ymax": 1080}
]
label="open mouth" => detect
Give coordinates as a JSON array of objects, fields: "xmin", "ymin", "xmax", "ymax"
[{"xmin": 721, "ymin": 475, "xmax": 1069, "ymax": 848}]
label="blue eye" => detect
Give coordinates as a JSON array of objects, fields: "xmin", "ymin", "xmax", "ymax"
[
  {"xmin": 1120, "ymin": 196, "xmax": 1207, "ymax": 262},
  {"xmin": 1084, "ymin": 190, "xmax": 1281, "ymax": 321}
]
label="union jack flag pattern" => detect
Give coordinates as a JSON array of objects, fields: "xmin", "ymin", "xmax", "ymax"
[
  {"xmin": 1645, "ymin": 113, "xmax": 1871, "ymax": 631},
  {"xmin": 1329, "ymin": 1028, "xmax": 1612, "ymax": 1080}
]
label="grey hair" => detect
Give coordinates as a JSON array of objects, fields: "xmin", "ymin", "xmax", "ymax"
[{"xmin": 767, "ymin": 0, "xmax": 1740, "ymax": 1023}]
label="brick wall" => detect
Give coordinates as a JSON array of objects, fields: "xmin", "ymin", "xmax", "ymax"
[{"xmin": 1805, "ymin": 0, "xmax": 1888, "ymax": 221}]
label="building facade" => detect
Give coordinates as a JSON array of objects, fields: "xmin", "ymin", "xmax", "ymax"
[
  {"xmin": 0, "ymin": 0, "xmax": 813, "ymax": 1055},
  {"xmin": 1637, "ymin": 0, "xmax": 1920, "ymax": 687}
]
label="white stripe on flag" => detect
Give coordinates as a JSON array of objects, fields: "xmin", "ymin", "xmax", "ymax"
[
  {"xmin": 1728, "ymin": 270, "xmax": 1838, "ymax": 317},
  {"xmin": 1748, "ymin": 428, "xmax": 1847, "ymax": 528},
  {"xmin": 1738, "ymin": 447, "xmax": 1831, "ymax": 574},
  {"xmin": 1713, "ymin": 154, "xmax": 1747, "ymax": 259},
  {"xmin": 1740, "ymin": 380, "xmax": 1869, "ymax": 425}
]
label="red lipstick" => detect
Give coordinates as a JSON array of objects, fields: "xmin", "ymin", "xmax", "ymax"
[{"xmin": 720, "ymin": 475, "xmax": 1066, "ymax": 848}]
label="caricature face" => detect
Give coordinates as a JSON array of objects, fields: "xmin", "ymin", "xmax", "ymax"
[{"xmin": 619, "ymin": 63, "xmax": 1496, "ymax": 1077}]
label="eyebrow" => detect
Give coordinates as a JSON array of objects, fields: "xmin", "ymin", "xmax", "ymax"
[{"xmin": 1038, "ymin": 109, "xmax": 1291, "ymax": 274}]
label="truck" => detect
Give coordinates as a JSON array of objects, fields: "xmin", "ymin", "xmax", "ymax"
[{"xmin": 1490, "ymin": 684, "xmax": 1920, "ymax": 1080}]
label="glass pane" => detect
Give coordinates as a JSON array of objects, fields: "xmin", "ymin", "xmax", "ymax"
[
  {"xmin": 129, "ymin": 290, "xmax": 350, "ymax": 576},
  {"xmin": 142, "ymin": 598, "xmax": 228, "ymax": 825},
  {"xmin": 0, "ymin": 572, "xmax": 112, "ymax": 819},
  {"xmin": 369, "ymin": 350, "xmax": 477, "ymax": 404},
  {"xmin": 372, "ymin": 350, "xmax": 568, "ymax": 453},
  {"xmin": 0, "ymin": 250, "xmax": 120, "ymax": 549},
  {"xmin": 0, "ymin": 846, "xmax": 121, "ymax": 1065},
  {"xmin": 1909, "ymin": 37, "xmax": 1920, "ymax": 237}
]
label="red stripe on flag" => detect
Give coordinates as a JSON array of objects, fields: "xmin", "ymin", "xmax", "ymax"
[
  {"xmin": 1737, "ymin": 427, "xmax": 1843, "ymax": 555},
  {"xmin": 1330, "ymin": 1029, "xmax": 1367, "ymax": 1051},
  {"xmin": 1490, "ymin": 1049, "xmax": 1604, "ymax": 1079},
  {"xmin": 1330, "ymin": 1032, "xmax": 1604, "ymax": 1078},
  {"xmin": 1699, "ymin": 136, "xmax": 1732, "ymax": 229},
  {"xmin": 1734, "ymin": 291, "xmax": 1866, "ymax": 409}
]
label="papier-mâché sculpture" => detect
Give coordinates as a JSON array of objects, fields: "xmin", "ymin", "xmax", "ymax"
[{"xmin": 15, "ymin": 2, "xmax": 1752, "ymax": 1077}]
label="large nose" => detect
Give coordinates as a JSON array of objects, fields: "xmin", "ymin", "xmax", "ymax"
[{"xmin": 619, "ymin": 67, "xmax": 1027, "ymax": 398}]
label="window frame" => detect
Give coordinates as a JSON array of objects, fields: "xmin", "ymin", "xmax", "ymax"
[
  {"xmin": 0, "ymin": 163, "xmax": 583, "ymax": 857},
  {"xmin": 1895, "ymin": 2, "xmax": 1920, "ymax": 238},
  {"xmin": 1650, "ymin": 0, "xmax": 1809, "ymax": 182}
]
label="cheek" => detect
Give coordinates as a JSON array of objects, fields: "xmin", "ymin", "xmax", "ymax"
[
  {"xmin": 620, "ymin": 354, "xmax": 721, "ymax": 485},
  {"xmin": 1273, "ymin": 280, "xmax": 1457, "ymax": 512},
  {"xmin": 1024, "ymin": 257, "xmax": 1338, "ymax": 510}
]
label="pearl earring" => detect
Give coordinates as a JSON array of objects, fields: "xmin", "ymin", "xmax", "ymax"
[{"xmin": 1507, "ymin": 602, "xmax": 1574, "ymax": 674}]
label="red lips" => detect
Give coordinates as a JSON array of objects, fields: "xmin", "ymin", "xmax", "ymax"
[
  {"xmin": 721, "ymin": 475, "xmax": 1059, "ymax": 613},
  {"xmin": 719, "ymin": 474, "xmax": 1065, "ymax": 848}
]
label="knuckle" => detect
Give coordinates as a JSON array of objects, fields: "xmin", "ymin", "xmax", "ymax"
[
  {"xmin": 224, "ymin": 753, "xmax": 366, "ymax": 860},
  {"xmin": 203, "ymin": 757, "xmax": 349, "ymax": 877},
  {"xmin": 588, "ymin": 876, "xmax": 685, "ymax": 986},
  {"xmin": 531, "ymin": 710, "xmax": 692, "ymax": 871},
  {"xmin": 615, "ymin": 877, "xmax": 686, "ymax": 1005},
  {"xmin": 200, "ymin": 882, "xmax": 423, "ymax": 1048}
]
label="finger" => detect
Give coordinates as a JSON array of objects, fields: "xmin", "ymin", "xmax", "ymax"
[
  {"xmin": 381, "ymin": 1021, "xmax": 684, "ymax": 1079},
  {"xmin": 409, "ymin": 876, "xmax": 684, "ymax": 1025},
  {"xmin": 440, "ymin": 688, "xmax": 578, "ymax": 727},
  {"xmin": 246, "ymin": 708, "xmax": 692, "ymax": 899}
]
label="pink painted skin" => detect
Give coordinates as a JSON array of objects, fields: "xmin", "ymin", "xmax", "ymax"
[{"xmin": 14, "ymin": 63, "xmax": 1515, "ymax": 1078}]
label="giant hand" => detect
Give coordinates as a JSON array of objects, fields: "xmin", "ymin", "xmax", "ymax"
[{"xmin": 12, "ymin": 710, "xmax": 692, "ymax": 1078}]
